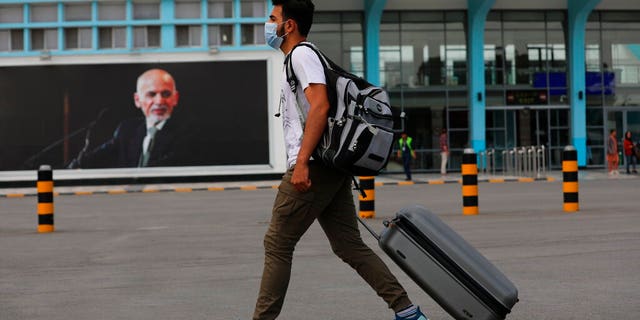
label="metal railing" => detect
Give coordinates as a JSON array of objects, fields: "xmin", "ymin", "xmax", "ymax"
[
  {"xmin": 388, "ymin": 146, "xmax": 547, "ymax": 177},
  {"xmin": 499, "ymin": 145, "xmax": 547, "ymax": 178}
]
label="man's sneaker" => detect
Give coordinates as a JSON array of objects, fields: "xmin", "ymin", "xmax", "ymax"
[{"xmin": 395, "ymin": 306, "xmax": 429, "ymax": 320}]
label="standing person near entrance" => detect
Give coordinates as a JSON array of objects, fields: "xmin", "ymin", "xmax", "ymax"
[
  {"xmin": 439, "ymin": 128, "xmax": 449, "ymax": 175},
  {"xmin": 397, "ymin": 132, "xmax": 417, "ymax": 181},
  {"xmin": 607, "ymin": 129, "xmax": 619, "ymax": 176},
  {"xmin": 252, "ymin": 1, "xmax": 428, "ymax": 320},
  {"xmin": 623, "ymin": 130, "xmax": 637, "ymax": 174}
]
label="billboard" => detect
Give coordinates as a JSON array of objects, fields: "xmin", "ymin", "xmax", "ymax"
[{"xmin": 0, "ymin": 61, "xmax": 270, "ymax": 171}]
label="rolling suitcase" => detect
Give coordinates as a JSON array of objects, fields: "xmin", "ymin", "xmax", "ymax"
[{"xmin": 358, "ymin": 205, "xmax": 518, "ymax": 320}]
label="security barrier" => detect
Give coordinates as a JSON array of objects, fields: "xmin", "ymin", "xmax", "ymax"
[
  {"xmin": 462, "ymin": 149, "xmax": 479, "ymax": 215},
  {"xmin": 480, "ymin": 149, "xmax": 497, "ymax": 176},
  {"xmin": 37, "ymin": 165, "xmax": 54, "ymax": 233},
  {"xmin": 358, "ymin": 176, "xmax": 375, "ymax": 218},
  {"xmin": 501, "ymin": 145, "xmax": 547, "ymax": 178},
  {"xmin": 562, "ymin": 146, "xmax": 579, "ymax": 212}
]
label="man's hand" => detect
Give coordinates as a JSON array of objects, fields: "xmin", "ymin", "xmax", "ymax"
[{"xmin": 291, "ymin": 161, "xmax": 311, "ymax": 192}]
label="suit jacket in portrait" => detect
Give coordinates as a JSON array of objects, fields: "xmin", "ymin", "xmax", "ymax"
[{"xmin": 69, "ymin": 112, "xmax": 198, "ymax": 169}]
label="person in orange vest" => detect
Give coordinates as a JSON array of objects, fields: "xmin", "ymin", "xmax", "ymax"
[{"xmin": 397, "ymin": 132, "xmax": 417, "ymax": 181}]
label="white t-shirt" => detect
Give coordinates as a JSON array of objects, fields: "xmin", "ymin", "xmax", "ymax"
[{"xmin": 280, "ymin": 45, "xmax": 326, "ymax": 169}]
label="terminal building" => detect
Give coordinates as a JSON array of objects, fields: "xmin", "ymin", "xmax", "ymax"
[{"xmin": 0, "ymin": 0, "xmax": 638, "ymax": 183}]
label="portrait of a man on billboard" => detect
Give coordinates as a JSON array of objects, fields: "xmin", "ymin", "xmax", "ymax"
[{"xmin": 0, "ymin": 61, "xmax": 269, "ymax": 171}]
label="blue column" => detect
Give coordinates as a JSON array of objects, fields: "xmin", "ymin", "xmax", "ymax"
[
  {"xmin": 467, "ymin": 0, "xmax": 495, "ymax": 153},
  {"xmin": 23, "ymin": 3, "xmax": 30, "ymax": 51},
  {"xmin": 201, "ymin": 0, "xmax": 208, "ymax": 47},
  {"xmin": 568, "ymin": 0, "xmax": 601, "ymax": 167},
  {"xmin": 161, "ymin": 0, "xmax": 175, "ymax": 49},
  {"xmin": 364, "ymin": 0, "xmax": 386, "ymax": 86},
  {"xmin": 126, "ymin": 0, "xmax": 133, "ymax": 49},
  {"xmin": 92, "ymin": 1, "xmax": 99, "ymax": 50},
  {"xmin": 57, "ymin": 3, "xmax": 64, "ymax": 50},
  {"xmin": 234, "ymin": 0, "xmax": 242, "ymax": 47}
]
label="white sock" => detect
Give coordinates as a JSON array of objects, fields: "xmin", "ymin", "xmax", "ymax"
[{"xmin": 396, "ymin": 304, "xmax": 418, "ymax": 317}]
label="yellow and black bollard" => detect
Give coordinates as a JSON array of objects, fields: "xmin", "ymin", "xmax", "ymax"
[
  {"xmin": 562, "ymin": 145, "xmax": 579, "ymax": 212},
  {"xmin": 358, "ymin": 176, "xmax": 375, "ymax": 219},
  {"xmin": 37, "ymin": 165, "xmax": 54, "ymax": 233},
  {"xmin": 462, "ymin": 148, "xmax": 479, "ymax": 215}
]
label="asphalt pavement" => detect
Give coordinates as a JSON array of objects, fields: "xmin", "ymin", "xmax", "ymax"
[{"xmin": 1, "ymin": 171, "xmax": 639, "ymax": 320}]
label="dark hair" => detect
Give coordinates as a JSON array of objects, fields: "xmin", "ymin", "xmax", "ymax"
[{"xmin": 272, "ymin": 0, "xmax": 315, "ymax": 36}]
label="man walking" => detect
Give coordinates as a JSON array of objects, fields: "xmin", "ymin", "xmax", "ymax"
[{"xmin": 252, "ymin": 1, "xmax": 428, "ymax": 320}]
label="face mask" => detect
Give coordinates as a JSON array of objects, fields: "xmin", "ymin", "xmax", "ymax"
[{"xmin": 265, "ymin": 21, "xmax": 287, "ymax": 50}]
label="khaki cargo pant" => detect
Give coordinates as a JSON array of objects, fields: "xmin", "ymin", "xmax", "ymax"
[{"xmin": 253, "ymin": 163, "xmax": 411, "ymax": 320}]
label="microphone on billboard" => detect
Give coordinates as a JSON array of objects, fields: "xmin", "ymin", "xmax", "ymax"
[
  {"xmin": 21, "ymin": 107, "xmax": 110, "ymax": 169},
  {"xmin": 72, "ymin": 107, "xmax": 110, "ymax": 168}
]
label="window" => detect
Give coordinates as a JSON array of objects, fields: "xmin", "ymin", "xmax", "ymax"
[
  {"xmin": 98, "ymin": 1, "xmax": 126, "ymax": 21},
  {"xmin": 241, "ymin": 24, "xmax": 264, "ymax": 45},
  {"xmin": 65, "ymin": 28, "xmax": 92, "ymax": 49},
  {"xmin": 133, "ymin": 1, "xmax": 160, "ymax": 20},
  {"xmin": 99, "ymin": 27, "xmax": 126, "ymax": 49},
  {"xmin": 241, "ymin": 0, "xmax": 265, "ymax": 17},
  {"xmin": 176, "ymin": 0, "xmax": 201, "ymax": 19},
  {"xmin": 65, "ymin": 3, "xmax": 92, "ymax": 21},
  {"xmin": 0, "ymin": 5, "xmax": 23, "ymax": 23},
  {"xmin": 134, "ymin": 26, "xmax": 161, "ymax": 48},
  {"xmin": 0, "ymin": 30, "xmax": 24, "ymax": 52},
  {"xmin": 208, "ymin": 0, "xmax": 233, "ymax": 18},
  {"xmin": 176, "ymin": 25, "xmax": 202, "ymax": 47},
  {"xmin": 30, "ymin": 4, "xmax": 57, "ymax": 22},
  {"xmin": 208, "ymin": 25, "xmax": 233, "ymax": 46},
  {"xmin": 31, "ymin": 29, "xmax": 58, "ymax": 50}
]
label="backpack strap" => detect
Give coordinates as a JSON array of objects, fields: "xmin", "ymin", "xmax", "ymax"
[
  {"xmin": 284, "ymin": 42, "xmax": 333, "ymax": 129},
  {"xmin": 284, "ymin": 41, "xmax": 331, "ymax": 95}
]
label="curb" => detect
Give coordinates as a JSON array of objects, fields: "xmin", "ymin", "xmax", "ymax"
[{"xmin": 0, "ymin": 176, "xmax": 556, "ymax": 198}]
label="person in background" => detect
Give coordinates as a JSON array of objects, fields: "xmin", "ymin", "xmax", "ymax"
[
  {"xmin": 623, "ymin": 130, "xmax": 637, "ymax": 174},
  {"xmin": 607, "ymin": 129, "xmax": 619, "ymax": 176},
  {"xmin": 439, "ymin": 128, "xmax": 449, "ymax": 175},
  {"xmin": 397, "ymin": 132, "xmax": 417, "ymax": 181}
]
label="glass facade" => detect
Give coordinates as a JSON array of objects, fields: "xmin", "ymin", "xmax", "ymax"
[
  {"xmin": 311, "ymin": 12, "xmax": 364, "ymax": 77},
  {"xmin": 586, "ymin": 12, "xmax": 640, "ymax": 167},
  {"xmin": 378, "ymin": 11, "xmax": 468, "ymax": 172},
  {"xmin": 484, "ymin": 11, "xmax": 570, "ymax": 169},
  {"xmin": 314, "ymin": 9, "xmax": 640, "ymax": 172}
]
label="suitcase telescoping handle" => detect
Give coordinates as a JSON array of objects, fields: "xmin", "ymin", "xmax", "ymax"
[{"xmin": 356, "ymin": 215, "xmax": 393, "ymax": 242}]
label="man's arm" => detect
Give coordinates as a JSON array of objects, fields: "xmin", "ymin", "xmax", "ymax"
[{"xmin": 290, "ymin": 83, "xmax": 330, "ymax": 192}]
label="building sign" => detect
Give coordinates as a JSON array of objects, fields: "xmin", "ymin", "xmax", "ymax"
[{"xmin": 506, "ymin": 90, "xmax": 548, "ymax": 105}]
